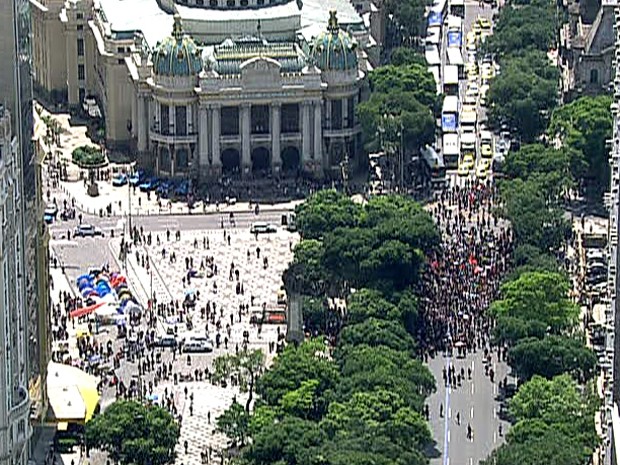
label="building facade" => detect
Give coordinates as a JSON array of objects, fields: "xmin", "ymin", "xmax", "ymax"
[
  {"xmin": 1, "ymin": 0, "xmax": 51, "ymax": 435},
  {"xmin": 560, "ymin": 0, "xmax": 616, "ymax": 100},
  {"xmin": 0, "ymin": 107, "xmax": 32, "ymax": 465},
  {"xmin": 31, "ymin": 0, "xmax": 372, "ymax": 179}
]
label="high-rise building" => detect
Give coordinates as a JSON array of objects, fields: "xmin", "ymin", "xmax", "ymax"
[
  {"xmin": 0, "ymin": 0, "xmax": 51, "ymax": 448},
  {"xmin": 0, "ymin": 105, "xmax": 32, "ymax": 465}
]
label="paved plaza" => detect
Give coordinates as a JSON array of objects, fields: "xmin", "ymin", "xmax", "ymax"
[{"xmin": 104, "ymin": 228, "xmax": 297, "ymax": 464}]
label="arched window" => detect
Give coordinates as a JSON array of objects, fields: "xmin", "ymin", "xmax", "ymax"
[{"xmin": 590, "ymin": 69, "xmax": 599, "ymax": 84}]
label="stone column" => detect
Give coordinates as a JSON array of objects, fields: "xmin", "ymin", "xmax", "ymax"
[
  {"xmin": 241, "ymin": 104, "xmax": 251, "ymax": 172},
  {"xmin": 301, "ymin": 102, "xmax": 311, "ymax": 166},
  {"xmin": 198, "ymin": 106, "xmax": 209, "ymax": 168},
  {"xmin": 211, "ymin": 105, "xmax": 221, "ymax": 168},
  {"xmin": 313, "ymin": 101, "xmax": 323, "ymax": 170},
  {"xmin": 271, "ymin": 103, "xmax": 281, "ymax": 172},
  {"xmin": 137, "ymin": 96, "xmax": 147, "ymax": 152}
]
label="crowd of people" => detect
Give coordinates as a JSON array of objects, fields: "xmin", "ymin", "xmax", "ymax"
[{"xmin": 418, "ymin": 181, "xmax": 514, "ymax": 437}]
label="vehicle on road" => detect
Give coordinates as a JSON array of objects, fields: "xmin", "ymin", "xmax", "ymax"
[
  {"xmin": 460, "ymin": 153, "xmax": 475, "ymax": 172},
  {"xmin": 476, "ymin": 158, "xmax": 491, "ymax": 179},
  {"xmin": 477, "ymin": 16, "xmax": 492, "ymax": 30},
  {"xmin": 250, "ymin": 222, "xmax": 277, "ymax": 234},
  {"xmin": 182, "ymin": 337, "xmax": 214, "ymax": 353},
  {"xmin": 60, "ymin": 208, "xmax": 76, "ymax": 221},
  {"xmin": 112, "ymin": 174, "xmax": 128, "ymax": 186},
  {"xmin": 44, "ymin": 204, "xmax": 58, "ymax": 224},
  {"xmin": 74, "ymin": 224, "xmax": 104, "ymax": 237},
  {"xmin": 155, "ymin": 335, "xmax": 178, "ymax": 348},
  {"xmin": 139, "ymin": 177, "xmax": 159, "ymax": 192},
  {"xmin": 480, "ymin": 131, "xmax": 494, "ymax": 158}
]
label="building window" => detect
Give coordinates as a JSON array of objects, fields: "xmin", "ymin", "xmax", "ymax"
[
  {"xmin": 257, "ymin": 0, "xmax": 265, "ymax": 4},
  {"xmin": 175, "ymin": 106, "xmax": 187, "ymax": 136},
  {"xmin": 77, "ymin": 24, "xmax": 84, "ymax": 31},
  {"xmin": 210, "ymin": 0, "xmax": 218, "ymax": 5},
  {"xmin": 77, "ymin": 12, "xmax": 84, "ymax": 19},
  {"xmin": 196, "ymin": 0, "xmax": 204, "ymax": 4},
  {"xmin": 77, "ymin": 38, "xmax": 84, "ymax": 56},
  {"xmin": 251, "ymin": 105, "xmax": 270, "ymax": 134},
  {"xmin": 161, "ymin": 103, "xmax": 170, "ymax": 135},
  {"xmin": 590, "ymin": 69, "xmax": 599, "ymax": 84},
  {"xmin": 240, "ymin": 0, "xmax": 248, "ymax": 5},
  {"xmin": 78, "ymin": 64, "xmax": 85, "ymax": 81},
  {"xmin": 79, "ymin": 88, "xmax": 86, "ymax": 104},
  {"xmin": 281, "ymin": 104, "xmax": 299, "ymax": 133},
  {"xmin": 331, "ymin": 99, "xmax": 342, "ymax": 130},
  {"xmin": 227, "ymin": 0, "xmax": 235, "ymax": 6},
  {"xmin": 347, "ymin": 97, "xmax": 355, "ymax": 128},
  {"xmin": 221, "ymin": 107, "xmax": 240, "ymax": 135}
]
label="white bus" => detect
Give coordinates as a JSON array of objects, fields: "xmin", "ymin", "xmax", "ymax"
[
  {"xmin": 443, "ymin": 133, "xmax": 460, "ymax": 168},
  {"xmin": 443, "ymin": 65, "xmax": 459, "ymax": 95},
  {"xmin": 446, "ymin": 15, "xmax": 462, "ymax": 32},
  {"xmin": 450, "ymin": 0, "xmax": 465, "ymax": 17},
  {"xmin": 442, "ymin": 95, "xmax": 459, "ymax": 133}
]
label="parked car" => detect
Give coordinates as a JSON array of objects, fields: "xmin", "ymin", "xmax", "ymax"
[
  {"xmin": 112, "ymin": 174, "xmax": 128, "ymax": 186},
  {"xmin": 74, "ymin": 224, "xmax": 104, "ymax": 237},
  {"xmin": 250, "ymin": 222, "xmax": 277, "ymax": 234},
  {"xmin": 154, "ymin": 336, "xmax": 178, "ymax": 348},
  {"xmin": 139, "ymin": 177, "xmax": 159, "ymax": 192},
  {"xmin": 182, "ymin": 337, "xmax": 213, "ymax": 353},
  {"xmin": 45, "ymin": 204, "xmax": 58, "ymax": 217}
]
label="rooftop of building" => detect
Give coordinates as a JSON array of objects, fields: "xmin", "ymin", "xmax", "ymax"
[
  {"xmin": 96, "ymin": 0, "xmax": 363, "ymax": 49},
  {"xmin": 205, "ymin": 36, "xmax": 307, "ymax": 74}
]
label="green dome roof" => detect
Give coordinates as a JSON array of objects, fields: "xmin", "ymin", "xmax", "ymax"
[
  {"xmin": 310, "ymin": 11, "xmax": 358, "ymax": 72},
  {"xmin": 152, "ymin": 16, "xmax": 202, "ymax": 77}
]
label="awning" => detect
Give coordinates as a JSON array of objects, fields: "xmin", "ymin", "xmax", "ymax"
[
  {"xmin": 70, "ymin": 302, "xmax": 105, "ymax": 319},
  {"xmin": 47, "ymin": 362, "xmax": 100, "ymax": 423}
]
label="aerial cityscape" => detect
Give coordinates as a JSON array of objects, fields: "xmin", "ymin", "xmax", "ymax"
[{"xmin": 0, "ymin": 0, "xmax": 616, "ymax": 464}]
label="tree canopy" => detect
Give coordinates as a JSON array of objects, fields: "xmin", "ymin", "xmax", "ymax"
[
  {"xmin": 489, "ymin": 271, "xmax": 579, "ymax": 344},
  {"xmin": 85, "ymin": 401, "xmax": 179, "ymax": 465},
  {"xmin": 548, "ymin": 95, "xmax": 613, "ymax": 201}
]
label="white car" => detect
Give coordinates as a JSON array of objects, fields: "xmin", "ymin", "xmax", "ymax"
[
  {"xmin": 250, "ymin": 222, "xmax": 277, "ymax": 234},
  {"xmin": 74, "ymin": 224, "xmax": 104, "ymax": 237},
  {"xmin": 466, "ymin": 83, "xmax": 479, "ymax": 98}
]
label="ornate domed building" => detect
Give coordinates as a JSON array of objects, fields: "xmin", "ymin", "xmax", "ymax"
[{"xmin": 31, "ymin": 0, "xmax": 373, "ymax": 180}]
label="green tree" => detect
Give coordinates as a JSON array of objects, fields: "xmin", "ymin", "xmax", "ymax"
[
  {"xmin": 499, "ymin": 178, "xmax": 571, "ymax": 251},
  {"xmin": 481, "ymin": 429, "xmax": 586, "ymax": 465},
  {"xmin": 357, "ymin": 90, "xmax": 435, "ymax": 154},
  {"xmin": 487, "ymin": 2, "xmax": 556, "ymax": 55},
  {"xmin": 389, "ymin": 48, "xmax": 426, "ymax": 67},
  {"xmin": 508, "ymin": 374, "xmax": 598, "ymax": 452},
  {"xmin": 490, "ymin": 271, "xmax": 579, "ymax": 343},
  {"xmin": 213, "ymin": 349, "xmax": 266, "ymax": 412},
  {"xmin": 294, "ymin": 190, "xmax": 360, "ymax": 240},
  {"xmin": 369, "ymin": 64, "xmax": 437, "ymax": 108},
  {"xmin": 548, "ymin": 95, "xmax": 613, "ymax": 200},
  {"xmin": 283, "ymin": 239, "xmax": 332, "ymax": 296},
  {"xmin": 508, "ymin": 335, "xmax": 597, "ymax": 382},
  {"xmin": 216, "ymin": 401, "xmax": 250, "ymax": 446},
  {"xmin": 336, "ymin": 345, "xmax": 435, "ymax": 410},
  {"xmin": 85, "ymin": 400, "xmax": 179, "ymax": 465},
  {"xmin": 501, "ymin": 144, "xmax": 576, "ymax": 200},
  {"xmin": 336, "ymin": 318, "xmax": 417, "ymax": 358},
  {"xmin": 255, "ymin": 339, "xmax": 339, "ymax": 409}
]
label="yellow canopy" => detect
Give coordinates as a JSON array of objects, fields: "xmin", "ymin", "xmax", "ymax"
[{"xmin": 47, "ymin": 361, "xmax": 100, "ymax": 424}]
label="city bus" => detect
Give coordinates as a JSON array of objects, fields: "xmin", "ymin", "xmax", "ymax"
[
  {"xmin": 442, "ymin": 95, "xmax": 459, "ymax": 133},
  {"xmin": 443, "ymin": 133, "xmax": 460, "ymax": 168},
  {"xmin": 449, "ymin": 0, "xmax": 465, "ymax": 17},
  {"xmin": 443, "ymin": 65, "xmax": 459, "ymax": 95},
  {"xmin": 421, "ymin": 145, "xmax": 448, "ymax": 189}
]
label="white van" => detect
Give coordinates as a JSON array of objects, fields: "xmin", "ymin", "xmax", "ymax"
[{"xmin": 183, "ymin": 337, "xmax": 214, "ymax": 353}]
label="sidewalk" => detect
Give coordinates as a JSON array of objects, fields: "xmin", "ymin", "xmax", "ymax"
[{"xmin": 59, "ymin": 179, "xmax": 301, "ymax": 218}]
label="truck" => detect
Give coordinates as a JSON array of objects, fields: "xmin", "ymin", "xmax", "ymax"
[{"xmin": 443, "ymin": 133, "xmax": 460, "ymax": 168}]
